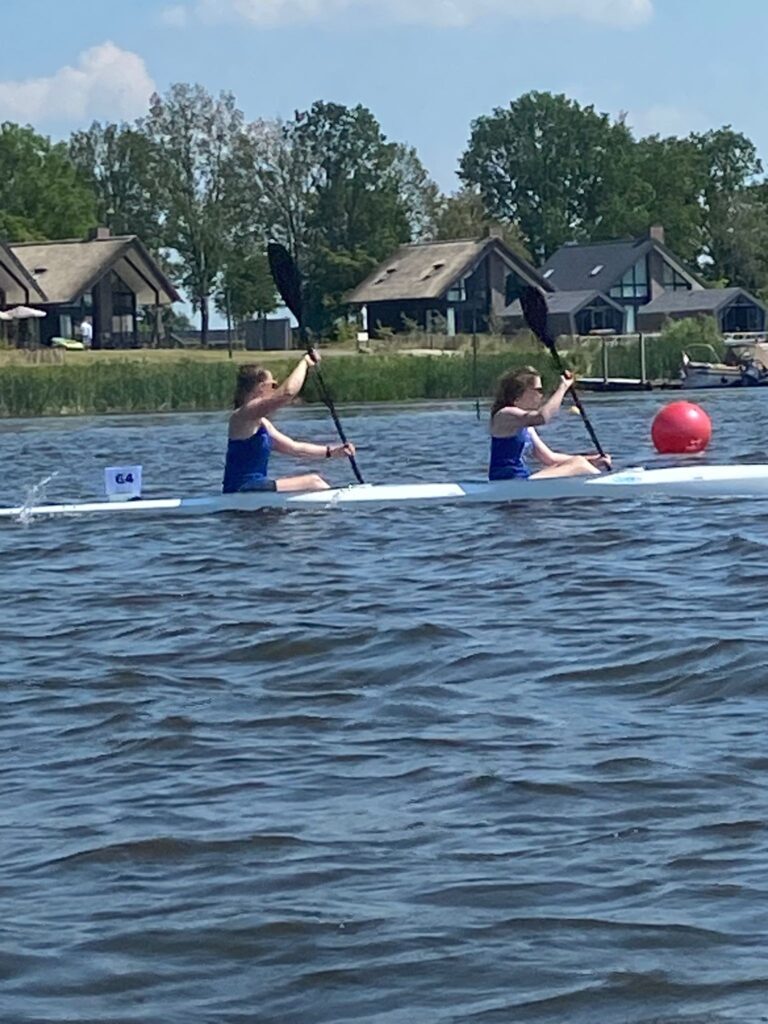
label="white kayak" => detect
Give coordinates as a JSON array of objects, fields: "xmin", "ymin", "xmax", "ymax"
[{"xmin": 3, "ymin": 465, "xmax": 768, "ymax": 519}]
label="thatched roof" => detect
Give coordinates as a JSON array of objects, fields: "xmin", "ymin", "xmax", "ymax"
[
  {"xmin": 9, "ymin": 235, "xmax": 180, "ymax": 306},
  {"xmin": 346, "ymin": 236, "xmax": 549, "ymax": 303},
  {"xmin": 0, "ymin": 241, "xmax": 46, "ymax": 304}
]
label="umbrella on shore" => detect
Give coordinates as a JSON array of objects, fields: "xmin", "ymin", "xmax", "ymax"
[{"xmin": 3, "ymin": 306, "xmax": 46, "ymax": 319}]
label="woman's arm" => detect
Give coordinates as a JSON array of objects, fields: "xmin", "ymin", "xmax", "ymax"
[
  {"xmin": 491, "ymin": 375, "xmax": 573, "ymax": 434},
  {"xmin": 528, "ymin": 427, "xmax": 574, "ymax": 466},
  {"xmin": 263, "ymin": 419, "xmax": 355, "ymax": 459},
  {"xmin": 240, "ymin": 352, "xmax": 316, "ymax": 422}
]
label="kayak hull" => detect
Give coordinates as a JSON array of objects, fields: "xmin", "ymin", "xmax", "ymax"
[{"xmin": 4, "ymin": 465, "xmax": 768, "ymax": 519}]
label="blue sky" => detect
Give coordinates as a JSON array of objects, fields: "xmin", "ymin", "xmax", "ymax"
[{"xmin": 1, "ymin": 0, "xmax": 766, "ymax": 323}]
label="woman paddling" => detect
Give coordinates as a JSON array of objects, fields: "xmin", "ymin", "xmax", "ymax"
[
  {"xmin": 222, "ymin": 352, "xmax": 356, "ymax": 494},
  {"xmin": 489, "ymin": 366, "xmax": 611, "ymax": 480}
]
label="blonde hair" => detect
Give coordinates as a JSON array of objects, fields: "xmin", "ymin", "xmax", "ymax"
[
  {"xmin": 233, "ymin": 364, "xmax": 271, "ymax": 408},
  {"xmin": 491, "ymin": 366, "xmax": 540, "ymax": 417}
]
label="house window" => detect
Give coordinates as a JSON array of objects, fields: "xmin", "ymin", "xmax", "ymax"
[
  {"xmin": 575, "ymin": 301, "xmax": 623, "ymax": 335},
  {"xmin": 721, "ymin": 298, "xmax": 763, "ymax": 333},
  {"xmin": 543, "ymin": 268, "xmax": 554, "ymax": 279},
  {"xmin": 661, "ymin": 261, "xmax": 692, "ymax": 292},
  {"xmin": 447, "ymin": 278, "xmax": 466, "ymax": 302},
  {"xmin": 589, "ymin": 264, "xmax": 604, "ymax": 276},
  {"xmin": 609, "ymin": 257, "xmax": 649, "ymax": 300}
]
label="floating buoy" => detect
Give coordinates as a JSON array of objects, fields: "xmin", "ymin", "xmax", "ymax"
[
  {"xmin": 569, "ymin": 405, "xmax": 581, "ymax": 416},
  {"xmin": 651, "ymin": 401, "xmax": 712, "ymax": 454}
]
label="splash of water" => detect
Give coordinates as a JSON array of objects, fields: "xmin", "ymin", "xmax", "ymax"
[{"xmin": 16, "ymin": 471, "xmax": 60, "ymax": 525}]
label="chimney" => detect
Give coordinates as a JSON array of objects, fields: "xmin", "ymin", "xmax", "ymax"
[
  {"xmin": 482, "ymin": 225, "xmax": 503, "ymax": 239},
  {"xmin": 87, "ymin": 226, "xmax": 112, "ymax": 241},
  {"xmin": 648, "ymin": 224, "xmax": 665, "ymax": 245}
]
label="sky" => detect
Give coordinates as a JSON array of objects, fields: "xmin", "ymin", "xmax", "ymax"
[{"xmin": 1, "ymin": 0, "xmax": 767, "ymax": 323}]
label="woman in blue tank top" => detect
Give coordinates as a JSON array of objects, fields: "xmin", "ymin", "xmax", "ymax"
[
  {"xmin": 223, "ymin": 351, "xmax": 356, "ymax": 494},
  {"xmin": 489, "ymin": 366, "xmax": 611, "ymax": 480}
]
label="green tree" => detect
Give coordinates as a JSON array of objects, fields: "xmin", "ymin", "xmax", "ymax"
[
  {"xmin": 69, "ymin": 121, "xmax": 162, "ymax": 248},
  {"xmin": 215, "ymin": 249, "xmax": 277, "ymax": 325},
  {"xmin": 0, "ymin": 122, "xmax": 96, "ymax": 241},
  {"xmin": 254, "ymin": 101, "xmax": 438, "ymax": 333},
  {"xmin": 432, "ymin": 188, "xmax": 531, "ymax": 259},
  {"xmin": 459, "ymin": 91, "xmax": 639, "ymax": 259},
  {"xmin": 138, "ymin": 84, "xmax": 252, "ymax": 344}
]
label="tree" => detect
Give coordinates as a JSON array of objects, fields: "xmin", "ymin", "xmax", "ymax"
[
  {"xmin": 432, "ymin": 188, "xmax": 531, "ymax": 259},
  {"xmin": 692, "ymin": 128, "xmax": 766, "ymax": 288},
  {"xmin": 459, "ymin": 91, "xmax": 639, "ymax": 260},
  {"xmin": 215, "ymin": 249, "xmax": 277, "ymax": 325},
  {"xmin": 69, "ymin": 121, "xmax": 162, "ymax": 248},
  {"xmin": 0, "ymin": 122, "xmax": 96, "ymax": 241},
  {"xmin": 251, "ymin": 102, "xmax": 438, "ymax": 333},
  {"xmin": 137, "ymin": 84, "xmax": 252, "ymax": 344}
]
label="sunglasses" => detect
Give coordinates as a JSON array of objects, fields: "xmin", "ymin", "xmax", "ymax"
[
  {"xmin": 530, "ymin": 386, "xmax": 544, "ymax": 394},
  {"xmin": 270, "ymin": 380, "xmax": 278, "ymax": 390}
]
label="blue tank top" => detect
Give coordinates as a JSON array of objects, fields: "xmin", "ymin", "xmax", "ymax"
[
  {"xmin": 489, "ymin": 427, "xmax": 532, "ymax": 480},
  {"xmin": 222, "ymin": 425, "xmax": 272, "ymax": 493}
]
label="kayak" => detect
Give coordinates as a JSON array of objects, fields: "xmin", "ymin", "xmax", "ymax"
[{"xmin": 3, "ymin": 465, "xmax": 768, "ymax": 519}]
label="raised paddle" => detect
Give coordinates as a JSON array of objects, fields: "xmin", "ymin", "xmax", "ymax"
[
  {"xmin": 267, "ymin": 242, "xmax": 364, "ymax": 484},
  {"xmin": 519, "ymin": 285, "xmax": 607, "ymax": 460}
]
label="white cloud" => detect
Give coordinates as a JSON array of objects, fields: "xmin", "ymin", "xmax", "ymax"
[
  {"xmin": 0, "ymin": 43, "xmax": 156, "ymax": 124},
  {"xmin": 160, "ymin": 4, "xmax": 190, "ymax": 26},
  {"xmin": 187, "ymin": 0, "xmax": 652, "ymax": 29}
]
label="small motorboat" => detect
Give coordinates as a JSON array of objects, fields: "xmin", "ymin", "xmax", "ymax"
[{"xmin": 680, "ymin": 340, "xmax": 768, "ymax": 388}]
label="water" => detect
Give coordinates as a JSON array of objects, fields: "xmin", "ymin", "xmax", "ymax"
[{"xmin": 2, "ymin": 392, "xmax": 768, "ymax": 1023}]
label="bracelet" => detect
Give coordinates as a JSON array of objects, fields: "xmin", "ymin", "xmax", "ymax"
[{"xmin": 325, "ymin": 445, "xmax": 331, "ymax": 458}]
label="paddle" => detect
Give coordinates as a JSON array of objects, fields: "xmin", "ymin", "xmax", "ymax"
[
  {"xmin": 519, "ymin": 286, "xmax": 607, "ymax": 459},
  {"xmin": 267, "ymin": 242, "xmax": 364, "ymax": 484}
]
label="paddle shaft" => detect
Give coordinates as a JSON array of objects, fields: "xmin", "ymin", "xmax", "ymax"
[
  {"xmin": 546, "ymin": 347, "xmax": 607, "ymax": 459},
  {"xmin": 300, "ymin": 325, "xmax": 365, "ymax": 484}
]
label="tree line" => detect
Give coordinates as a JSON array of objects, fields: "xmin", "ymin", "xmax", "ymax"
[{"xmin": 1, "ymin": 86, "xmax": 767, "ymax": 341}]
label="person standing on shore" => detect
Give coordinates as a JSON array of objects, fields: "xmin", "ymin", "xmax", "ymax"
[{"xmin": 222, "ymin": 351, "xmax": 356, "ymax": 494}]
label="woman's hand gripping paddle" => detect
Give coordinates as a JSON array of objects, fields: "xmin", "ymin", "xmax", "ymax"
[
  {"xmin": 519, "ymin": 286, "xmax": 608, "ymax": 460},
  {"xmin": 267, "ymin": 242, "xmax": 365, "ymax": 484}
]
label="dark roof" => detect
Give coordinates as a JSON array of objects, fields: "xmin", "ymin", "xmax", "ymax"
[
  {"xmin": 505, "ymin": 289, "xmax": 624, "ymax": 318},
  {"xmin": 346, "ymin": 236, "xmax": 551, "ymax": 304},
  {"xmin": 640, "ymin": 287, "xmax": 766, "ymax": 314},
  {"xmin": 542, "ymin": 236, "xmax": 701, "ymax": 293}
]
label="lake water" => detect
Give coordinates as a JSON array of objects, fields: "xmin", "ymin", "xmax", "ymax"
[{"xmin": 2, "ymin": 391, "xmax": 768, "ymax": 1023}]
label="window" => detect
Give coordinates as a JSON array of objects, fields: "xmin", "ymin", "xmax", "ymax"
[
  {"xmin": 589, "ymin": 264, "xmax": 604, "ymax": 277},
  {"xmin": 575, "ymin": 300, "xmax": 623, "ymax": 335},
  {"xmin": 721, "ymin": 298, "xmax": 764, "ymax": 333},
  {"xmin": 609, "ymin": 257, "xmax": 649, "ymax": 300},
  {"xmin": 543, "ymin": 268, "xmax": 554, "ymax": 279},
  {"xmin": 447, "ymin": 276, "xmax": 467, "ymax": 302},
  {"xmin": 661, "ymin": 261, "xmax": 692, "ymax": 292}
]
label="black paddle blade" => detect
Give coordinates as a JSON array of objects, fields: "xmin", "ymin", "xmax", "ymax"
[
  {"xmin": 520, "ymin": 286, "xmax": 555, "ymax": 350},
  {"xmin": 267, "ymin": 242, "xmax": 303, "ymax": 326}
]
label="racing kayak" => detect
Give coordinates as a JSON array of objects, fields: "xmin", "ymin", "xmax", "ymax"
[{"xmin": 3, "ymin": 465, "xmax": 768, "ymax": 519}]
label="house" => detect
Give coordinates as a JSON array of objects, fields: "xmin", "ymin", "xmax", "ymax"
[
  {"xmin": 345, "ymin": 231, "xmax": 552, "ymax": 336},
  {"xmin": 3, "ymin": 227, "xmax": 180, "ymax": 348},
  {"xmin": 504, "ymin": 225, "xmax": 766, "ymax": 335},
  {"xmin": 0, "ymin": 241, "xmax": 45, "ymax": 307},
  {"xmin": 637, "ymin": 287, "xmax": 766, "ymax": 333}
]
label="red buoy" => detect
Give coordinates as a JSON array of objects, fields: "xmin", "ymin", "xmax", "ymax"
[{"xmin": 651, "ymin": 401, "xmax": 712, "ymax": 454}]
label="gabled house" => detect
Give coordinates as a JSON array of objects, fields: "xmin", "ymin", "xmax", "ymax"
[
  {"xmin": 3, "ymin": 227, "xmax": 180, "ymax": 348},
  {"xmin": 346, "ymin": 232, "xmax": 552, "ymax": 336},
  {"xmin": 0, "ymin": 241, "xmax": 46, "ymax": 307},
  {"xmin": 637, "ymin": 286, "xmax": 766, "ymax": 333}
]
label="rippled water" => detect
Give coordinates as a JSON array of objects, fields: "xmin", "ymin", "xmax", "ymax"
[{"xmin": 3, "ymin": 391, "xmax": 768, "ymax": 1023}]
